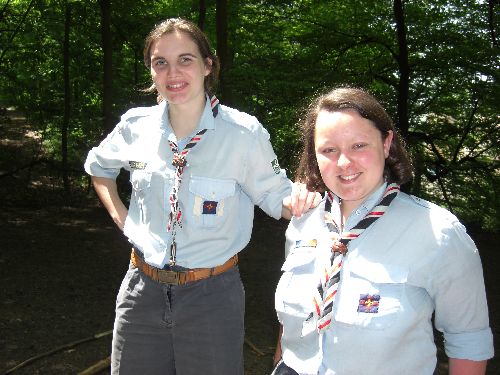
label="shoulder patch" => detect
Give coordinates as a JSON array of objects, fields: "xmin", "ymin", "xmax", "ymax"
[{"xmin": 271, "ymin": 158, "xmax": 281, "ymax": 174}]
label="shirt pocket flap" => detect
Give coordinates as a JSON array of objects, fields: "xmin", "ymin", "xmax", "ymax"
[
  {"xmin": 350, "ymin": 258, "xmax": 408, "ymax": 284},
  {"xmin": 189, "ymin": 176, "xmax": 236, "ymax": 200},
  {"xmin": 131, "ymin": 170, "xmax": 152, "ymax": 191},
  {"xmin": 281, "ymin": 249, "xmax": 316, "ymax": 271}
]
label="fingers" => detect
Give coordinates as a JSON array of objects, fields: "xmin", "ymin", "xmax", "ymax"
[
  {"xmin": 290, "ymin": 182, "xmax": 305, "ymax": 217},
  {"xmin": 290, "ymin": 183, "xmax": 321, "ymax": 217},
  {"xmin": 312, "ymin": 191, "xmax": 322, "ymax": 208}
]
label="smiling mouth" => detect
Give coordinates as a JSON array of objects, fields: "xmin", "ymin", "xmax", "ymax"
[
  {"xmin": 339, "ymin": 173, "xmax": 361, "ymax": 181},
  {"xmin": 167, "ymin": 82, "xmax": 187, "ymax": 89}
]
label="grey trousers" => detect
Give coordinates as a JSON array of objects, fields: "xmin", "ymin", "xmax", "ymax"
[
  {"xmin": 271, "ymin": 359, "xmax": 300, "ymax": 375},
  {"xmin": 111, "ymin": 264, "xmax": 245, "ymax": 375}
]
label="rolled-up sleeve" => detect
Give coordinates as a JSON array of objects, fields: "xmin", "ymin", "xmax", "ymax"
[
  {"xmin": 84, "ymin": 123, "xmax": 127, "ymax": 179},
  {"xmin": 430, "ymin": 221, "xmax": 494, "ymax": 360},
  {"xmin": 444, "ymin": 329, "xmax": 494, "ymax": 360}
]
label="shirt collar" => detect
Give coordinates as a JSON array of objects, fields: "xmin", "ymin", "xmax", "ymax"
[
  {"xmin": 345, "ymin": 181, "xmax": 388, "ymax": 230},
  {"xmin": 164, "ymin": 94, "xmax": 216, "ymax": 145}
]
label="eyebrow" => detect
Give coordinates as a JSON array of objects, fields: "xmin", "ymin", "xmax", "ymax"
[{"xmin": 151, "ymin": 53, "xmax": 199, "ymax": 63}]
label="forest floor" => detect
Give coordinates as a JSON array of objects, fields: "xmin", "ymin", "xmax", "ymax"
[{"xmin": 0, "ymin": 110, "xmax": 498, "ymax": 375}]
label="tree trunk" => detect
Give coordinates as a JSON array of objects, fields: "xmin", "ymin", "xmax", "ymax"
[
  {"xmin": 488, "ymin": 0, "xmax": 498, "ymax": 47},
  {"xmin": 0, "ymin": 0, "xmax": 35, "ymax": 64},
  {"xmin": 393, "ymin": 0, "xmax": 410, "ymax": 138},
  {"xmin": 216, "ymin": 0, "xmax": 231, "ymax": 103},
  {"xmin": 198, "ymin": 0, "xmax": 206, "ymax": 30},
  {"xmin": 62, "ymin": 0, "xmax": 71, "ymax": 193},
  {"xmin": 99, "ymin": 0, "xmax": 113, "ymax": 134},
  {"xmin": 0, "ymin": 0, "xmax": 12, "ymax": 23}
]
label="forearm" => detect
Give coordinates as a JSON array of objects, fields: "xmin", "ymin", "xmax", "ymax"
[
  {"xmin": 91, "ymin": 176, "xmax": 128, "ymax": 231},
  {"xmin": 273, "ymin": 324, "xmax": 283, "ymax": 366},
  {"xmin": 449, "ymin": 358, "xmax": 487, "ymax": 375},
  {"xmin": 281, "ymin": 203, "xmax": 292, "ymax": 220}
]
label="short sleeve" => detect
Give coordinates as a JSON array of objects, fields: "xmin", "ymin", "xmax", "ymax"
[
  {"xmin": 241, "ymin": 124, "xmax": 292, "ymax": 219},
  {"xmin": 84, "ymin": 122, "xmax": 128, "ymax": 179},
  {"xmin": 429, "ymin": 221, "xmax": 494, "ymax": 360}
]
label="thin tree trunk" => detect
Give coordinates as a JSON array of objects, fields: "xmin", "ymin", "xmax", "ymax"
[
  {"xmin": 198, "ymin": 0, "xmax": 206, "ymax": 30},
  {"xmin": 0, "ymin": 0, "xmax": 36, "ymax": 64},
  {"xmin": 488, "ymin": 0, "xmax": 498, "ymax": 47},
  {"xmin": 216, "ymin": 0, "xmax": 230, "ymax": 102},
  {"xmin": 99, "ymin": 0, "xmax": 113, "ymax": 134},
  {"xmin": 393, "ymin": 0, "xmax": 410, "ymax": 138},
  {"xmin": 0, "ymin": 0, "xmax": 12, "ymax": 22},
  {"xmin": 62, "ymin": 0, "xmax": 71, "ymax": 192}
]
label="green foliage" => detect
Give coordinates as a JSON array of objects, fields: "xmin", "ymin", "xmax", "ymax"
[{"xmin": 0, "ymin": 0, "xmax": 498, "ymax": 229}]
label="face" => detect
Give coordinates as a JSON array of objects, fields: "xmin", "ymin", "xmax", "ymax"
[
  {"xmin": 149, "ymin": 31, "xmax": 211, "ymax": 107},
  {"xmin": 314, "ymin": 109, "xmax": 393, "ymax": 214}
]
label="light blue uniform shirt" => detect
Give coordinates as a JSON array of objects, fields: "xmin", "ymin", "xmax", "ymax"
[
  {"xmin": 275, "ymin": 183, "xmax": 493, "ymax": 375},
  {"xmin": 85, "ymin": 96, "xmax": 292, "ymax": 268}
]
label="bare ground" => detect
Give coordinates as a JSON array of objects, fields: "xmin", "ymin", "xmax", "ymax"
[{"xmin": 0, "ymin": 111, "xmax": 498, "ymax": 374}]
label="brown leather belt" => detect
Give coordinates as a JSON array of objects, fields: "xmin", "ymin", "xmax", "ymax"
[{"xmin": 130, "ymin": 249, "xmax": 238, "ymax": 285}]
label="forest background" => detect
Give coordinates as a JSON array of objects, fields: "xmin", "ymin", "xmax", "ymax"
[
  {"xmin": 0, "ymin": 0, "xmax": 498, "ymax": 374},
  {"xmin": 1, "ymin": 0, "xmax": 498, "ymax": 229}
]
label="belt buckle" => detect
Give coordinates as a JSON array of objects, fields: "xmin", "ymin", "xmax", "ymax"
[{"xmin": 157, "ymin": 270, "xmax": 180, "ymax": 285}]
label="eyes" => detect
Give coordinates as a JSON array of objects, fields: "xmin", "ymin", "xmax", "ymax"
[
  {"xmin": 320, "ymin": 143, "xmax": 368, "ymax": 154},
  {"xmin": 151, "ymin": 55, "xmax": 195, "ymax": 68}
]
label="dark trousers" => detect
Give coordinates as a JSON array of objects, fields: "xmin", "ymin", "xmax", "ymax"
[
  {"xmin": 271, "ymin": 359, "xmax": 300, "ymax": 375},
  {"xmin": 111, "ymin": 264, "xmax": 245, "ymax": 375}
]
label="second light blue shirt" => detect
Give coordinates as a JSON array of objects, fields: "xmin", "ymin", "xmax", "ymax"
[{"xmin": 276, "ymin": 183, "xmax": 493, "ymax": 374}]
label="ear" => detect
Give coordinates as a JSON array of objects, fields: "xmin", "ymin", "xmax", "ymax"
[
  {"xmin": 383, "ymin": 130, "xmax": 393, "ymax": 158},
  {"xmin": 204, "ymin": 58, "xmax": 212, "ymax": 77}
]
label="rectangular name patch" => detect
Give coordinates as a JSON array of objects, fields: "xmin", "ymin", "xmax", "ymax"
[
  {"xmin": 129, "ymin": 161, "xmax": 147, "ymax": 170},
  {"xmin": 295, "ymin": 239, "xmax": 318, "ymax": 248}
]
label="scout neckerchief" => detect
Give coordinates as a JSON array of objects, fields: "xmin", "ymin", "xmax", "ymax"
[
  {"xmin": 167, "ymin": 95, "xmax": 219, "ymax": 265},
  {"xmin": 312, "ymin": 182, "xmax": 400, "ymax": 333}
]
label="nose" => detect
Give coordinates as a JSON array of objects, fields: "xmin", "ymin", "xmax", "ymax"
[
  {"xmin": 166, "ymin": 63, "xmax": 180, "ymax": 76},
  {"xmin": 337, "ymin": 152, "xmax": 351, "ymax": 168}
]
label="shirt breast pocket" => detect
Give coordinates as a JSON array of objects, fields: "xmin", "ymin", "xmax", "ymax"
[
  {"xmin": 130, "ymin": 170, "xmax": 152, "ymax": 224},
  {"xmin": 278, "ymin": 249, "xmax": 318, "ymax": 318},
  {"xmin": 188, "ymin": 176, "xmax": 237, "ymax": 228},
  {"xmin": 334, "ymin": 262, "xmax": 408, "ymax": 330}
]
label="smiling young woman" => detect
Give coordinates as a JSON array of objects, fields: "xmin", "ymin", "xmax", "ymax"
[
  {"xmin": 84, "ymin": 18, "xmax": 319, "ymax": 375},
  {"xmin": 272, "ymin": 87, "xmax": 493, "ymax": 375}
]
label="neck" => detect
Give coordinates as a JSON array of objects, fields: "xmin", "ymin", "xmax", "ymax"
[
  {"xmin": 340, "ymin": 200, "xmax": 357, "ymax": 227},
  {"xmin": 168, "ymin": 95, "xmax": 206, "ymax": 139}
]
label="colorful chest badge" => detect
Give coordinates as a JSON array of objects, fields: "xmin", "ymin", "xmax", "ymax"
[
  {"xmin": 295, "ymin": 239, "xmax": 318, "ymax": 248},
  {"xmin": 202, "ymin": 200, "xmax": 218, "ymax": 214},
  {"xmin": 357, "ymin": 294, "xmax": 380, "ymax": 313}
]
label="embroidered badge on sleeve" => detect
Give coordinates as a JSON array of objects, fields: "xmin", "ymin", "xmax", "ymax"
[
  {"xmin": 357, "ymin": 294, "xmax": 380, "ymax": 313},
  {"xmin": 271, "ymin": 158, "xmax": 281, "ymax": 174}
]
